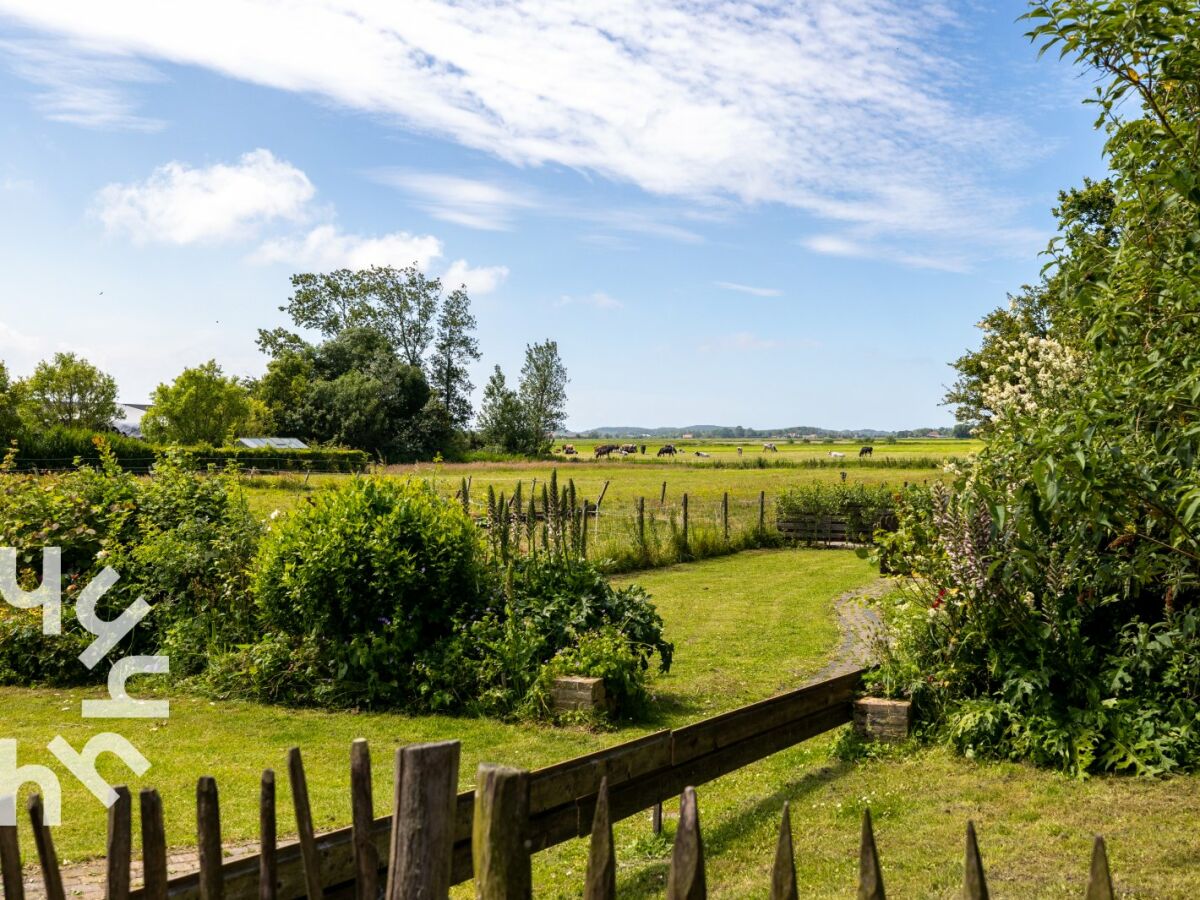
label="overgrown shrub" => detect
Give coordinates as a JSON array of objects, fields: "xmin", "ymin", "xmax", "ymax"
[
  {"xmin": 250, "ymin": 477, "xmax": 491, "ymax": 706},
  {"xmin": 0, "ymin": 443, "xmax": 262, "ymax": 683}
]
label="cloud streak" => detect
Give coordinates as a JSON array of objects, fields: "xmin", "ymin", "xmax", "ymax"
[
  {"xmin": 715, "ymin": 281, "xmax": 782, "ymax": 298},
  {"xmin": 0, "ymin": 0, "xmax": 1039, "ymax": 258}
]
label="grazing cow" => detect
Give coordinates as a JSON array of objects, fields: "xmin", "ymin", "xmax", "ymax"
[
  {"xmin": 620, "ymin": 443, "xmax": 638, "ymax": 454},
  {"xmin": 859, "ymin": 446, "xmax": 874, "ymax": 458},
  {"xmin": 829, "ymin": 451, "xmax": 846, "ymax": 458},
  {"xmin": 737, "ymin": 446, "xmax": 743, "ymax": 456},
  {"xmin": 695, "ymin": 451, "xmax": 711, "ymax": 458},
  {"xmin": 594, "ymin": 444, "xmax": 619, "ymax": 458},
  {"xmin": 656, "ymin": 444, "xmax": 677, "ymax": 457},
  {"xmin": 562, "ymin": 444, "xmax": 577, "ymax": 455},
  {"xmin": 763, "ymin": 442, "xmax": 778, "ymax": 452}
]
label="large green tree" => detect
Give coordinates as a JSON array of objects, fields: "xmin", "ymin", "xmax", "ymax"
[
  {"xmin": 0, "ymin": 362, "xmax": 19, "ymax": 440},
  {"xmin": 143, "ymin": 361, "xmax": 252, "ymax": 445},
  {"xmin": 518, "ymin": 340, "xmax": 569, "ymax": 455},
  {"xmin": 883, "ymin": 0, "xmax": 1200, "ymax": 776},
  {"xmin": 476, "ymin": 365, "xmax": 527, "ymax": 453},
  {"xmin": 16, "ymin": 352, "xmax": 120, "ymax": 430},
  {"xmin": 272, "ymin": 264, "xmax": 443, "ymax": 370},
  {"xmin": 428, "ymin": 286, "xmax": 481, "ymax": 429}
]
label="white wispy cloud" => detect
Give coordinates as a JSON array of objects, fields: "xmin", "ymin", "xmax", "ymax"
[
  {"xmin": 556, "ymin": 292, "xmax": 623, "ymax": 311},
  {"xmin": 715, "ymin": 281, "xmax": 782, "ymax": 298},
  {"xmin": 253, "ymin": 224, "xmax": 444, "ymax": 271},
  {"xmin": 370, "ymin": 170, "xmax": 535, "ymax": 231},
  {"xmin": 0, "ymin": 38, "xmax": 163, "ymax": 131},
  {"xmin": 94, "ymin": 149, "xmax": 315, "ymax": 244},
  {"xmin": 0, "ymin": 0, "xmax": 1039, "ymax": 258},
  {"xmin": 443, "ymin": 258, "xmax": 509, "ymax": 294},
  {"xmin": 800, "ymin": 232, "xmax": 970, "ymax": 273}
]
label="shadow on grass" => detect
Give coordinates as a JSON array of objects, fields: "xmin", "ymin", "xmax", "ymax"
[{"xmin": 614, "ymin": 759, "xmax": 858, "ymax": 896}]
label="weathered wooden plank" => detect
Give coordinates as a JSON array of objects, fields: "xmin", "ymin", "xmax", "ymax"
[
  {"xmin": 671, "ymin": 670, "xmax": 863, "ymax": 764},
  {"xmin": 665, "ymin": 787, "xmax": 704, "ymax": 900},
  {"xmin": 1085, "ymin": 835, "xmax": 1114, "ymax": 900},
  {"xmin": 387, "ymin": 741, "xmax": 459, "ymax": 900},
  {"xmin": 140, "ymin": 789, "xmax": 168, "ymax": 900},
  {"xmin": 858, "ymin": 809, "xmax": 884, "ymax": 900},
  {"xmin": 107, "ymin": 786, "xmax": 132, "ymax": 900},
  {"xmin": 528, "ymin": 730, "xmax": 672, "ymax": 814},
  {"xmin": 28, "ymin": 795, "xmax": 65, "ymax": 900},
  {"xmin": 964, "ymin": 821, "xmax": 988, "ymax": 900},
  {"xmin": 349, "ymin": 741, "xmax": 376, "ymax": 900},
  {"xmin": 769, "ymin": 802, "xmax": 797, "ymax": 900},
  {"xmin": 259, "ymin": 771, "xmax": 277, "ymax": 900},
  {"xmin": 583, "ymin": 778, "xmax": 615, "ymax": 900},
  {"xmin": 286, "ymin": 749, "xmax": 323, "ymax": 900},
  {"xmin": 0, "ymin": 818, "xmax": 24, "ymax": 900},
  {"xmin": 472, "ymin": 765, "xmax": 531, "ymax": 900},
  {"xmin": 196, "ymin": 778, "xmax": 224, "ymax": 900}
]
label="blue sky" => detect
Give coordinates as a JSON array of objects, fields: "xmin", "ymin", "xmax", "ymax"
[{"xmin": 0, "ymin": 1, "xmax": 1107, "ymax": 431}]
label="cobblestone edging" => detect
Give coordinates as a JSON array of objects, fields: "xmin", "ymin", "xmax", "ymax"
[{"xmin": 804, "ymin": 577, "xmax": 890, "ymax": 685}]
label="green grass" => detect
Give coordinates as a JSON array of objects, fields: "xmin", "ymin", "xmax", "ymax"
[
  {"xmin": 6, "ymin": 546, "xmax": 1200, "ymax": 896},
  {"xmin": 0, "ymin": 549, "xmax": 876, "ymax": 871}
]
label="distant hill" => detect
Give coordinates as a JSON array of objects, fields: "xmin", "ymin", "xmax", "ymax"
[{"xmin": 570, "ymin": 424, "xmax": 962, "ymax": 439}]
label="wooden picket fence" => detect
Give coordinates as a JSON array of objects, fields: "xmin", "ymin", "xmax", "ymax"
[{"xmin": 0, "ymin": 665, "xmax": 1118, "ymax": 898}]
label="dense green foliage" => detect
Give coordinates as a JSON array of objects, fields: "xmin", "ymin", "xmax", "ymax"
[
  {"xmin": 5, "ymin": 427, "xmax": 368, "ymax": 472},
  {"xmin": 15, "ymin": 352, "xmax": 120, "ymax": 431},
  {"xmin": 143, "ymin": 360, "xmax": 255, "ymax": 445},
  {"xmin": 476, "ymin": 341, "xmax": 569, "ymax": 456},
  {"xmin": 878, "ymin": 1, "xmax": 1200, "ymax": 776},
  {"xmin": 0, "ymin": 444, "xmax": 262, "ymax": 685},
  {"xmin": 0, "ymin": 457, "xmax": 669, "ymax": 720},
  {"xmin": 776, "ymin": 482, "xmax": 898, "ymax": 540}
]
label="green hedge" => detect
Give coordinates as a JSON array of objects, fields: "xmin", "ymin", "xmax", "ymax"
[{"xmin": 5, "ymin": 427, "xmax": 369, "ymax": 473}]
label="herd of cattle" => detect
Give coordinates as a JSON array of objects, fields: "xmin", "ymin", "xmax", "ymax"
[{"xmin": 557, "ymin": 443, "xmax": 876, "ymax": 459}]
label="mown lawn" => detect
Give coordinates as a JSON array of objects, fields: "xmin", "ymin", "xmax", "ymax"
[
  {"xmin": 1, "ymin": 550, "xmax": 875, "ymax": 873},
  {"xmin": 9, "ymin": 547, "xmax": 1199, "ymax": 897}
]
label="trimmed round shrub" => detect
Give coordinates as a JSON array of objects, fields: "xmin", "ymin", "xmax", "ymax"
[{"xmin": 252, "ymin": 477, "xmax": 491, "ymax": 704}]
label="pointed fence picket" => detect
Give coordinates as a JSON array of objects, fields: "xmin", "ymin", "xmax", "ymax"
[{"xmin": 0, "ymin": 667, "xmax": 1122, "ymax": 898}]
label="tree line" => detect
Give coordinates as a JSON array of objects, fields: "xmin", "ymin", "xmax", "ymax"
[{"xmin": 0, "ymin": 264, "xmax": 569, "ymax": 460}]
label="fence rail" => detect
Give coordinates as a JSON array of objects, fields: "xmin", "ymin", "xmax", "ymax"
[{"xmin": 1, "ymin": 664, "xmax": 1121, "ymax": 898}]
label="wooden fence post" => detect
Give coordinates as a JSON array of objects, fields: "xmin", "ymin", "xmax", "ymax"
[
  {"xmin": 584, "ymin": 778, "xmax": 616, "ymax": 900},
  {"xmin": 386, "ymin": 741, "xmax": 460, "ymax": 900},
  {"xmin": 140, "ymin": 789, "xmax": 168, "ymax": 900},
  {"xmin": 681, "ymin": 493, "xmax": 689, "ymax": 549},
  {"xmin": 666, "ymin": 786, "xmax": 705, "ymax": 899},
  {"xmin": 722, "ymin": 493, "xmax": 729, "ymax": 542},
  {"xmin": 964, "ymin": 821, "xmax": 988, "ymax": 899},
  {"xmin": 473, "ymin": 764, "xmax": 531, "ymax": 900},
  {"xmin": 759, "ymin": 490, "xmax": 766, "ymax": 532},
  {"xmin": 196, "ymin": 777, "xmax": 224, "ymax": 900},
  {"xmin": 858, "ymin": 808, "xmax": 885, "ymax": 900},
  {"xmin": 581, "ymin": 504, "xmax": 589, "ymax": 559},
  {"xmin": 0, "ymin": 811, "xmax": 22, "ymax": 900},
  {"xmin": 769, "ymin": 802, "xmax": 797, "ymax": 900},
  {"xmin": 651, "ymin": 801, "xmax": 663, "ymax": 836},
  {"xmin": 351, "ymin": 740, "xmax": 378, "ymax": 900},
  {"xmin": 106, "ymin": 785, "xmax": 132, "ymax": 900},
  {"xmin": 259, "ymin": 771, "xmax": 277, "ymax": 900},
  {"xmin": 1086, "ymin": 836, "xmax": 1114, "ymax": 900},
  {"xmin": 28, "ymin": 795, "xmax": 65, "ymax": 900},
  {"xmin": 661, "ymin": 481, "xmax": 667, "ymax": 504},
  {"xmin": 287, "ymin": 748, "xmax": 323, "ymax": 900}
]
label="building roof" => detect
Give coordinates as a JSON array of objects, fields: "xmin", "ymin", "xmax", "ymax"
[{"xmin": 236, "ymin": 437, "xmax": 309, "ymax": 449}]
